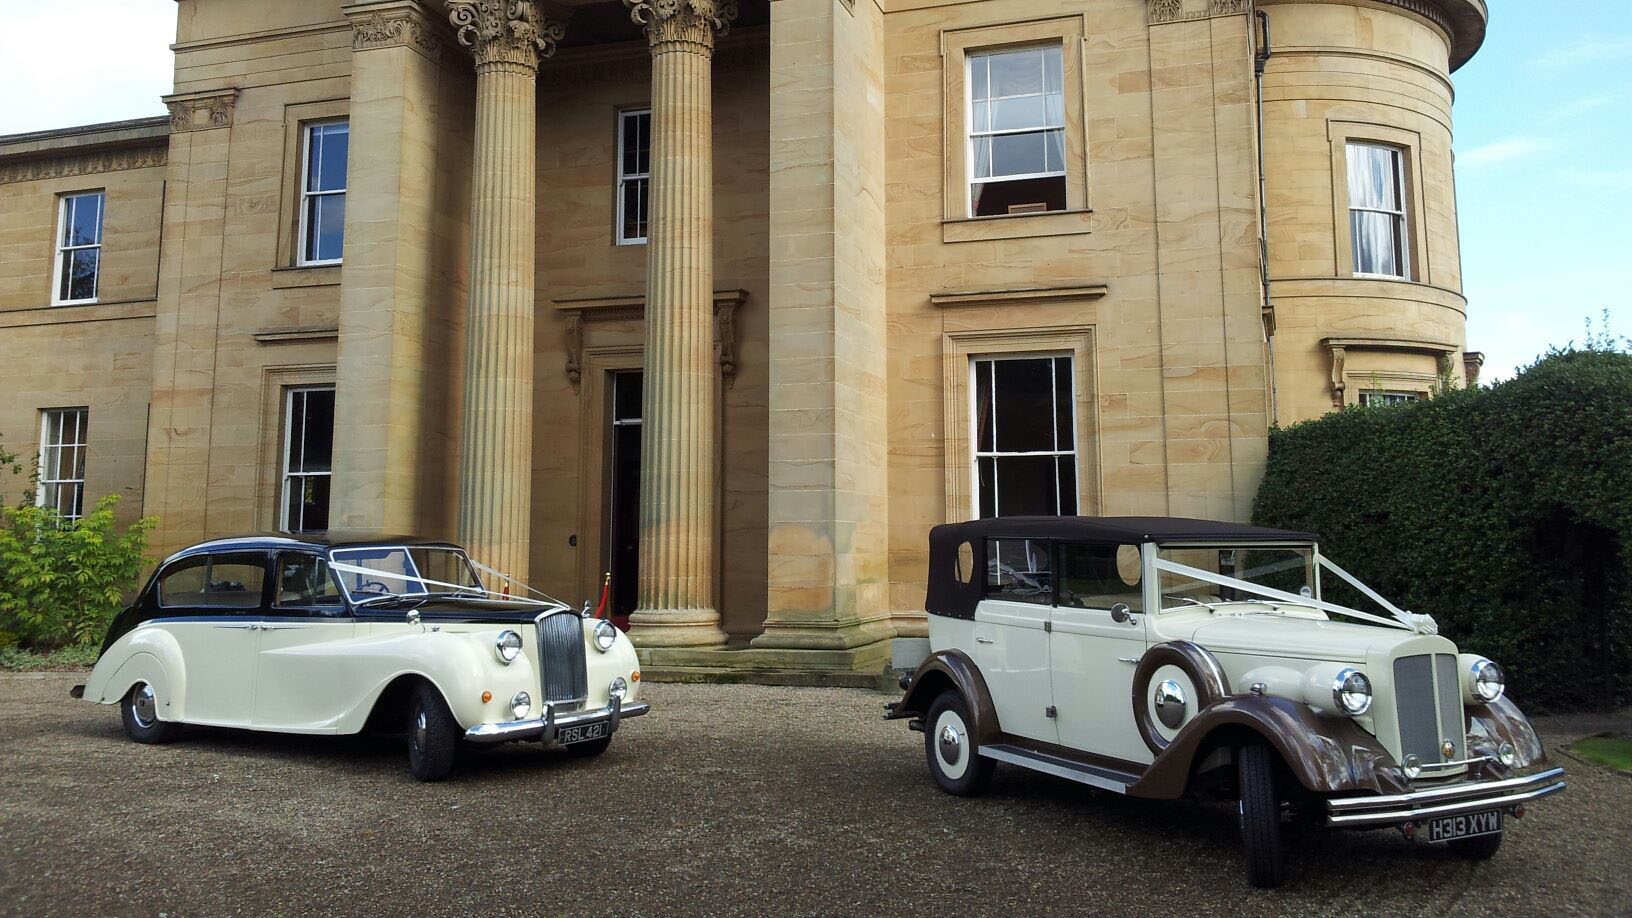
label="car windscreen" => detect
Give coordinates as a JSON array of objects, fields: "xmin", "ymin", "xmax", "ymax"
[
  {"xmin": 329, "ymin": 547, "xmax": 482, "ymax": 602},
  {"xmin": 1156, "ymin": 545, "xmax": 1315, "ymax": 610}
]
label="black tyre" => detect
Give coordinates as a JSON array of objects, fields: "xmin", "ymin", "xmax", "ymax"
[
  {"xmin": 407, "ymin": 683, "xmax": 460, "ymax": 782},
  {"xmin": 924, "ymin": 691, "xmax": 995, "ymax": 797},
  {"xmin": 563, "ymin": 735, "xmax": 613, "ymax": 758},
  {"xmin": 1237, "ymin": 743, "xmax": 1287, "ymax": 888},
  {"xmin": 1448, "ymin": 830, "xmax": 1503, "ymax": 860},
  {"xmin": 120, "ymin": 682, "xmax": 181, "ymax": 744}
]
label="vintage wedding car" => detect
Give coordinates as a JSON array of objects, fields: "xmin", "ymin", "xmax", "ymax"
[
  {"xmin": 887, "ymin": 517, "xmax": 1565, "ymax": 887},
  {"xmin": 74, "ymin": 535, "xmax": 648, "ymax": 780}
]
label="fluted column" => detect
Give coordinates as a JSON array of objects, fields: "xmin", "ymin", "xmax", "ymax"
[
  {"xmin": 622, "ymin": 0, "xmax": 737, "ymax": 647},
  {"xmin": 446, "ymin": 1, "xmax": 564, "ymax": 584}
]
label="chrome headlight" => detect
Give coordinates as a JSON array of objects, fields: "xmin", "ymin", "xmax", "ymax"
[
  {"xmin": 1470, "ymin": 658, "xmax": 1505, "ymax": 703},
  {"xmin": 495, "ymin": 630, "xmax": 523, "ymax": 664},
  {"xmin": 609, "ymin": 676, "xmax": 628, "ymax": 701},
  {"xmin": 1333, "ymin": 668, "xmax": 1373, "ymax": 716},
  {"xmin": 593, "ymin": 619, "xmax": 618, "ymax": 653},
  {"xmin": 509, "ymin": 691, "xmax": 531, "ymax": 720}
]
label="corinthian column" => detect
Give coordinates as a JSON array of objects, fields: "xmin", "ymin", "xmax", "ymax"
[
  {"xmin": 446, "ymin": 1, "xmax": 564, "ymax": 585},
  {"xmin": 622, "ymin": 0, "xmax": 737, "ymax": 647}
]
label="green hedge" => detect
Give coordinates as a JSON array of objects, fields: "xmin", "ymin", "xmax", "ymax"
[{"xmin": 1253, "ymin": 350, "xmax": 1632, "ymax": 712}]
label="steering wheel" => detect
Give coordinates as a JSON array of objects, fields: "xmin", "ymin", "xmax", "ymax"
[{"xmin": 355, "ymin": 579, "xmax": 392, "ymax": 595}]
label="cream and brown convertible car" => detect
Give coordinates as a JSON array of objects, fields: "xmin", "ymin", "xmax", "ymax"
[
  {"xmin": 75, "ymin": 535, "xmax": 648, "ymax": 781},
  {"xmin": 887, "ymin": 517, "xmax": 1564, "ymax": 887}
]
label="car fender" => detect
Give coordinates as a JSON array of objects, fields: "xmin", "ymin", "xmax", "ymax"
[
  {"xmin": 330, "ymin": 628, "xmax": 537, "ymax": 733},
  {"xmin": 84, "ymin": 626, "xmax": 186, "ymax": 718},
  {"xmin": 891, "ymin": 649, "xmax": 1001, "ymax": 745},
  {"xmin": 1130, "ymin": 641, "xmax": 1231, "ymax": 754},
  {"xmin": 1467, "ymin": 695, "xmax": 1548, "ymax": 773}
]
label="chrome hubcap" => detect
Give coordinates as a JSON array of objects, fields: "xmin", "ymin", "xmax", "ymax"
[
  {"xmin": 131, "ymin": 684, "xmax": 157, "ymax": 728},
  {"xmin": 938, "ymin": 722, "xmax": 963, "ymax": 764},
  {"xmin": 1154, "ymin": 679, "xmax": 1187, "ymax": 729},
  {"xmin": 412, "ymin": 711, "xmax": 428, "ymax": 753}
]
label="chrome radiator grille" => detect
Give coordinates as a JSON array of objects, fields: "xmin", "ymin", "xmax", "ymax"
[
  {"xmin": 537, "ymin": 612, "xmax": 588, "ymax": 709},
  {"xmin": 1392, "ymin": 653, "xmax": 1466, "ymax": 764}
]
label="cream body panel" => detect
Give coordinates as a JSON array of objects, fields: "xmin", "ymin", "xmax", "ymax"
[
  {"xmin": 1051, "ymin": 605, "xmax": 1153, "ymax": 765},
  {"xmin": 251, "ymin": 619, "xmax": 359, "ymax": 733},
  {"xmin": 162, "ymin": 619, "xmax": 262, "ymax": 727},
  {"xmin": 85, "ymin": 625, "xmax": 184, "ymax": 715},
  {"xmin": 972, "ymin": 599, "xmax": 1056, "ymax": 743},
  {"xmin": 927, "ymin": 615, "xmax": 975, "ymax": 656}
]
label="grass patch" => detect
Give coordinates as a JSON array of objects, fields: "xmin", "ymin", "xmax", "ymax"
[
  {"xmin": 0, "ymin": 644, "xmax": 100, "ymax": 672},
  {"xmin": 1570, "ymin": 734, "xmax": 1632, "ymax": 772}
]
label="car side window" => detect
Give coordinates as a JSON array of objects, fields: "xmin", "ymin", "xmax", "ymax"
[
  {"xmin": 157, "ymin": 552, "xmax": 268, "ymax": 610},
  {"xmin": 986, "ymin": 538, "xmax": 1053, "ymax": 604},
  {"xmin": 274, "ymin": 552, "xmax": 344, "ymax": 612},
  {"xmin": 1057, "ymin": 542, "xmax": 1143, "ymax": 613}
]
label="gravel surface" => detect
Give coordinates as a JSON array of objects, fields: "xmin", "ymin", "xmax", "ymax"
[{"xmin": 1, "ymin": 674, "xmax": 1628, "ymax": 917}]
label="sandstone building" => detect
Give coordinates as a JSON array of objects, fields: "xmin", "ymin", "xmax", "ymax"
[{"xmin": 0, "ymin": 0, "xmax": 1486, "ymax": 677}]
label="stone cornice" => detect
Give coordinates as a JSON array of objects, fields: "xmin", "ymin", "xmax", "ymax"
[
  {"xmin": 0, "ymin": 117, "xmax": 170, "ymax": 185},
  {"xmin": 1255, "ymin": 0, "xmax": 1487, "ymax": 71},
  {"xmin": 0, "ymin": 145, "xmax": 167, "ymax": 185},
  {"xmin": 625, "ymin": 0, "xmax": 739, "ymax": 52},
  {"xmin": 929, "ymin": 284, "xmax": 1109, "ymax": 308},
  {"xmin": 164, "ymin": 89, "xmax": 240, "ymax": 133},
  {"xmin": 347, "ymin": 1, "xmax": 450, "ymax": 64},
  {"xmin": 446, "ymin": 0, "xmax": 565, "ymax": 69}
]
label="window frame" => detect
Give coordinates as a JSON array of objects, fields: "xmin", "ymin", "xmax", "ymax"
[
  {"xmin": 36, "ymin": 407, "xmax": 89, "ymax": 521},
  {"xmin": 279, "ymin": 385, "xmax": 336, "ymax": 534},
  {"xmin": 615, "ymin": 108, "xmax": 651, "ymax": 246},
  {"xmin": 1328, "ymin": 122, "xmax": 1426, "ymax": 283},
  {"xmin": 297, "ymin": 120, "xmax": 348, "ymax": 267},
  {"xmin": 984, "ymin": 537, "xmax": 1055, "ymax": 605},
  {"xmin": 52, "ymin": 191, "xmax": 105, "ymax": 306},
  {"xmin": 272, "ymin": 550, "xmax": 347, "ymax": 614},
  {"xmin": 965, "ymin": 45, "xmax": 1068, "ymax": 218},
  {"xmin": 156, "ymin": 551, "xmax": 272, "ymax": 612},
  {"xmin": 970, "ymin": 352, "xmax": 1080, "ymax": 519},
  {"xmin": 1345, "ymin": 141, "xmax": 1410, "ymax": 279}
]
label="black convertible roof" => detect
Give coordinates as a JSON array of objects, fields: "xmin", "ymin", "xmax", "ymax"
[{"xmin": 930, "ymin": 516, "xmax": 1318, "ymax": 546}]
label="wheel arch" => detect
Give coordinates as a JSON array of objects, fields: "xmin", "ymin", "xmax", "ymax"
[
  {"xmin": 894, "ymin": 649, "xmax": 1000, "ymax": 745},
  {"xmin": 353, "ymin": 672, "xmax": 452, "ymax": 735}
]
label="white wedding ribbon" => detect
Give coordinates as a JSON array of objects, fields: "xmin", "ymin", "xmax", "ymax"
[
  {"xmin": 327, "ymin": 560, "xmax": 567, "ymax": 610},
  {"xmin": 1154, "ymin": 558, "xmax": 1412, "ymax": 631}
]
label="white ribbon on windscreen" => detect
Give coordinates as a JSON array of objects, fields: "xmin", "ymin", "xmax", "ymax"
[
  {"xmin": 327, "ymin": 560, "xmax": 569, "ymax": 611},
  {"xmin": 1153, "ymin": 557, "xmax": 1414, "ymax": 631}
]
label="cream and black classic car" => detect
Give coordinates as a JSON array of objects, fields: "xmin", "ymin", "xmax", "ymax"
[
  {"xmin": 887, "ymin": 517, "xmax": 1565, "ymax": 887},
  {"xmin": 74, "ymin": 535, "xmax": 648, "ymax": 781}
]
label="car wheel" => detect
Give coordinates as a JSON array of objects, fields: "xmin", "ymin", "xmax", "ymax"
[
  {"xmin": 924, "ymin": 691, "xmax": 994, "ymax": 797},
  {"xmin": 407, "ymin": 684, "xmax": 460, "ymax": 782},
  {"xmin": 121, "ymin": 682, "xmax": 181, "ymax": 744},
  {"xmin": 1447, "ymin": 830, "xmax": 1503, "ymax": 860},
  {"xmin": 563, "ymin": 736, "xmax": 613, "ymax": 758},
  {"xmin": 1237, "ymin": 743, "xmax": 1287, "ymax": 888}
]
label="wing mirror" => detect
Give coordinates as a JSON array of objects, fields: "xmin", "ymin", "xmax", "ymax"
[{"xmin": 1110, "ymin": 603, "xmax": 1134, "ymax": 624}]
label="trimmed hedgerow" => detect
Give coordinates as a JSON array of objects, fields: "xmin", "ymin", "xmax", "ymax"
[{"xmin": 1253, "ymin": 350, "xmax": 1632, "ymax": 712}]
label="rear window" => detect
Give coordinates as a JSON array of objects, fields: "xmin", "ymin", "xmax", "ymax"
[
  {"xmin": 986, "ymin": 538, "xmax": 1052, "ymax": 604},
  {"xmin": 158, "ymin": 552, "xmax": 267, "ymax": 609}
]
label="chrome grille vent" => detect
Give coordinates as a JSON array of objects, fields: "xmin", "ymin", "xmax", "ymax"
[
  {"xmin": 1392, "ymin": 653, "xmax": 1466, "ymax": 765},
  {"xmin": 537, "ymin": 612, "xmax": 588, "ymax": 709}
]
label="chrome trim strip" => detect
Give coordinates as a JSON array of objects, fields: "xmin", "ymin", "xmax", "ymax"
[
  {"xmin": 978, "ymin": 745, "xmax": 1131, "ymax": 794},
  {"xmin": 462, "ymin": 700, "xmax": 650, "ymax": 745},
  {"xmin": 1326, "ymin": 767, "xmax": 1565, "ymax": 813},
  {"xmin": 1326, "ymin": 780, "xmax": 1566, "ymax": 828}
]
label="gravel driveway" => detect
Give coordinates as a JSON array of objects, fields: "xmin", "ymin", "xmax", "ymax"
[{"xmin": 1, "ymin": 673, "xmax": 1627, "ymax": 917}]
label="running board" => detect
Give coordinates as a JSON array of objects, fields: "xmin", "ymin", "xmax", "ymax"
[{"xmin": 978, "ymin": 744, "xmax": 1137, "ymax": 794}]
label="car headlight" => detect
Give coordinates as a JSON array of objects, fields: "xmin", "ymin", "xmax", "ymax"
[
  {"xmin": 1333, "ymin": 668, "xmax": 1373, "ymax": 716},
  {"xmin": 495, "ymin": 630, "xmax": 523, "ymax": 664},
  {"xmin": 609, "ymin": 676, "xmax": 628, "ymax": 701},
  {"xmin": 1470, "ymin": 658, "xmax": 1505, "ymax": 702},
  {"xmin": 510, "ymin": 691, "xmax": 531, "ymax": 720},
  {"xmin": 593, "ymin": 619, "xmax": 618, "ymax": 653}
]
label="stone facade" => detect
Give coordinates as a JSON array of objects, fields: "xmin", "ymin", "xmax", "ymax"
[{"xmin": 0, "ymin": 0, "xmax": 1486, "ymax": 678}]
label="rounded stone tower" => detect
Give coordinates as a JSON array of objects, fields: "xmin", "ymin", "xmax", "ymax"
[{"xmin": 1257, "ymin": 0, "xmax": 1488, "ymax": 421}]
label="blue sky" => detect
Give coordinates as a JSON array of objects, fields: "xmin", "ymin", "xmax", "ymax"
[{"xmin": 0, "ymin": 2, "xmax": 1627, "ymax": 380}]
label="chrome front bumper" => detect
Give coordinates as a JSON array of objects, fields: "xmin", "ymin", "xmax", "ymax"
[
  {"xmin": 463, "ymin": 697, "xmax": 651, "ymax": 745},
  {"xmin": 1326, "ymin": 767, "xmax": 1566, "ymax": 828}
]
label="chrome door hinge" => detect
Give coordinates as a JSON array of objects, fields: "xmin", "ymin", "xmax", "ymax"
[
  {"xmin": 1045, "ymin": 705, "xmax": 1057, "ymax": 719},
  {"xmin": 1043, "ymin": 621, "xmax": 1052, "ymax": 633}
]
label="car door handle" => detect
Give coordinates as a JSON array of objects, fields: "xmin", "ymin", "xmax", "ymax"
[
  {"xmin": 975, "ymin": 637, "xmax": 995, "ymax": 645},
  {"xmin": 260, "ymin": 624, "xmax": 306, "ymax": 631},
  {"xmin": 1118, "ymin": 657, "xmax": 1141, "ymax": 664},
  {"xmin": 214, "ymin": 622, "xmax": 258, "ymax": 630}
]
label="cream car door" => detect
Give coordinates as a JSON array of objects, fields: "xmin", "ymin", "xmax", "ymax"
[
  {"xmin": 152, "ymin": 551, "xmax": 269, "ymax": 727},
  {"xmin": 253, "ymin": 552, "xmax": 357, "ymax": 732},
  {"xmin": 1050, "ymin": 542, "xmax": 1153, "ymax": 766},
  {"xmin": 973, "ymin": 538, "xmax": 1058, "ymax": 744}
]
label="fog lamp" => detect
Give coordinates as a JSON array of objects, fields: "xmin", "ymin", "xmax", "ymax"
[
  {"xmin": 1402, "ymin": 754, "xmax": 1423, "ymax": 780},
  {"xmin": 1498, "ymin": 742, "xmax": 1517, "ymax": 767},
  {"xmin": 510, "ymin": 691, "xmax": 532, "ymax": 720},
  {"xmin": 609, "ymin": 677, "xmax": 628, "ymax": 702}
]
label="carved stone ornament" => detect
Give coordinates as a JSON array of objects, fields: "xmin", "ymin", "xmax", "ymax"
[
  {"xmin": 0, "ymin": 145, "xmax": 167, "ymax": 185},
  {"xmin": 446, "ymin": 1, "xmax": 566, "ymax": 68},
  {"xmin": 624, "ymin": 0, "xmax": 739, "ymax": 50},
  {"xmin": 164, "ymin": 90, "xmax": 239, "ymax": 133},
  {"xmin": 352, "ymin": 10, "xmax": 447, "ymax": 63},
  {"xmin": 1149, "ymin": 0, "xmax": 1247, "ymax": 24}
]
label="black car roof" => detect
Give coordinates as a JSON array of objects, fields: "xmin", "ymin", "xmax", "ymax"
[
  {"xmin": 162, "ymin": 533, "xmax": 463, "ymax": 563},
  {"xmin": 929, "ymin": 516, "xmax": 1318, "ymax": 546}
]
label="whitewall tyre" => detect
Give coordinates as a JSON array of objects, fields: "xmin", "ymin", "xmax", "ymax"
[
  {"xmin": 120, "ymin": 682, "xmax": 181, "ymax": 744},
  {"xmin": 924, "ymin": 691, "xmax": 994, "ymax": 797},
  {"xmin": 1237, "ymin": 743, "xmax": 1287, "ymax": 888},
  {"xmin": 406, "ymin": 683, "xmax": 459, "ymax": 782}
]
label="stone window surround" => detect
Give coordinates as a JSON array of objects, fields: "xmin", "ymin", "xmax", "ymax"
[
  {"xmin": 615, "ymin": 107, "xmax": 651, "ymax": 246},
  {"xmin": 52, "ymin": 190, "xmax": 105, "ymax": 306},
  {"xmin": 256, "ymin": 364, "xmax": 337, "ymax": 532},
  {"xmin": 275, "ymin": 99, "xmax": 350, "ymax": 281},
  {"xmin": 941, "ymin": 322, "xmax": 1100, "ymax": 523},
  {"xmin": 1328, "ymin": 121, "xmax": 1429, "ymax": 284},
  {"xmin": 280, "ymin": 384, "xmax": 336, "ymax": 533},
  {"xmin": 939, "ymin": 16, "xmax": 1092, "ymax": 244},
  {"xmin": 36, "ymin": 406, "xmax": 89, "ymax": 521},
  {"xmin": 1323, "ymin": 336, "xmax": 1455, "ymax": 408}
]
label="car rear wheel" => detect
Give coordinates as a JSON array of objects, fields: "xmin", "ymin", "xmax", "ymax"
[
  {"xmin": 924, "ymin": 691, "xmax": 994, "ymax": 797},
  {"xmin": 563, "ymin": 736, "xmax": 613, "ymax": 758},
  {"xmin": 407, "ymin": 684, "xmax": 459, "ymax": 782},
  {"xmin": 1237, "ymin": 743, "xmax": 1287, "ymax": 888},
  {"xmin": 1448, "ymin": 830, "xmax": 1503, "ymax": 860},
  {"xmin": 121, "ymin": 682, "xmax": 181, "ymax": 744}
]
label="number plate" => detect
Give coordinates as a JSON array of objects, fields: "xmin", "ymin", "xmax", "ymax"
[
  {"xmin": 1426, "ymin": 809, "xmax": 1503, "ymax": 843},
  {"xmin": 558, "ymin": 721, "xmax": 609, "ymax": 745}
]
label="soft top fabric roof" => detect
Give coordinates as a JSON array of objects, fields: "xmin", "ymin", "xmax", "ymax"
[{"xmin": 930, "ymin": 516, "xmax": 1318, "ymax": 547}]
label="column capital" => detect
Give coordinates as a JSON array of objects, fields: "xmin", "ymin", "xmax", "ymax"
[
  {"xmin": 446, "ymin": 0, "xmax": 565, "ymax": 69},
  {"xmin": 624, "ymin": 0, "xmax": 738, "ymax": 52}
]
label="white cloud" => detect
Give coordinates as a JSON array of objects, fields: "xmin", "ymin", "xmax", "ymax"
[
  {"xmin": 1457, "ymin": 137, "xmax": 1551, "ymax": 168},
  {"xmin": 1535, "ymin": 35, "xmax": 1632, "ymax": 69},
  {"xmin": 0, "ymin": 3, "xmax": 174, "ymax": 136},
  {"xmin": 1544, "ymin": 94, "xmax": 1617, "ymax": 124},
  {"xmin": 1561, "ymin": 167, "xmax": 1632, "ymax": 189}
]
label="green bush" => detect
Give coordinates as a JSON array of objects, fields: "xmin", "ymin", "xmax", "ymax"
[
  {"xmin": 1254, "ymin": 349, "xmax": 1632, "ymax": 712},
  {"xmin": 0, "ymin": 496, "xmax": 155, "ymax": 650}
]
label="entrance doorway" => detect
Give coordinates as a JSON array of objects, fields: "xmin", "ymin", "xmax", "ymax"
[{"xmin": 606, "ymin": 370, "xmax": 642, "ymax": 630}]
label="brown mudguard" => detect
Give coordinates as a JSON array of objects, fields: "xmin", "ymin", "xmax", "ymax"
[{"xmin": 889, "ymin": 649, "xmax": 1001, "ymax": 745}]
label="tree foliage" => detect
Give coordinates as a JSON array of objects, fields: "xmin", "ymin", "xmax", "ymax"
[
  {"xmin": 1254, "ymin": 348, "xmax": 1632, "ymax": 712},
  {"xmin": 0, "ymin": 495, "xmax": 155, "ymax": 650}
]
